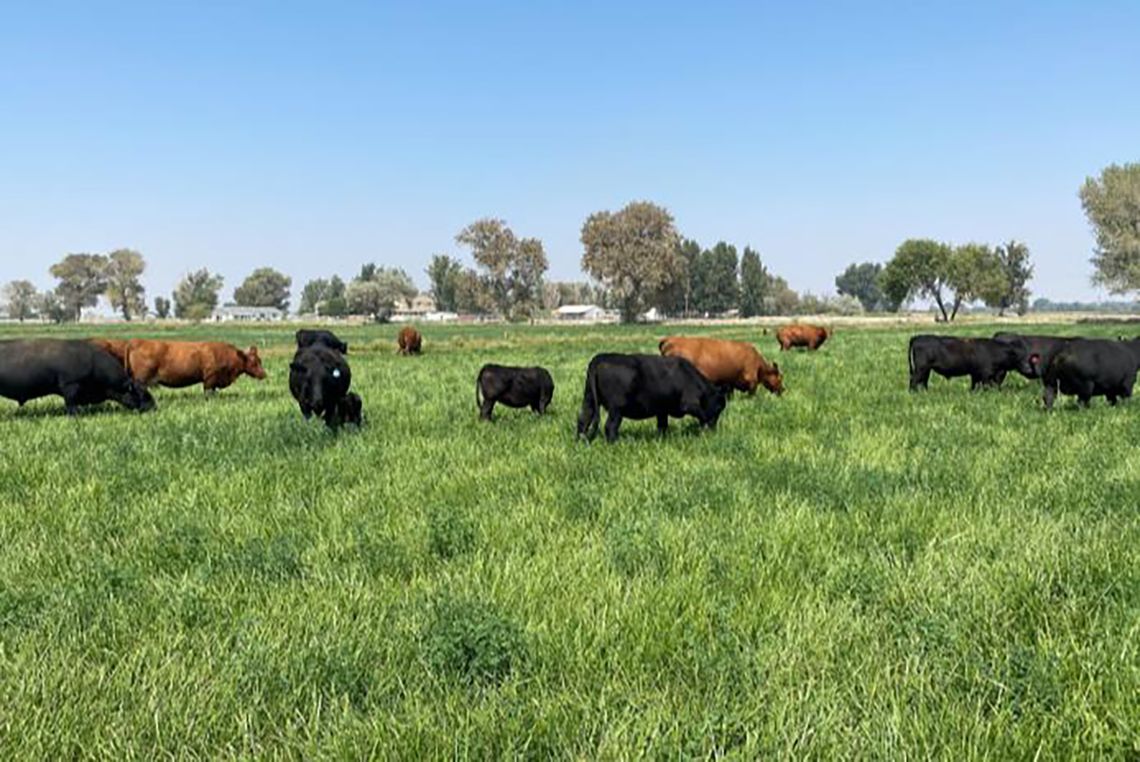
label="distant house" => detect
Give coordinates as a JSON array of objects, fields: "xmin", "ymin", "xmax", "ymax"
[
  {"xmin": 211, "ymin": 305, "xmax": 286, "ymax": 322},
  {"xmin": 555, "ymin": 304, "xmax": 605, "ymax": 321},
  {"xmin": 392, "ymin": 294, "xmax": 437, "ymax": 322}
]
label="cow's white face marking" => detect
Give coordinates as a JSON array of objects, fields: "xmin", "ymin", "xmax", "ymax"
[{"xmin": 332, "ymin": 369, "xmax": 341, "ymax": 378}]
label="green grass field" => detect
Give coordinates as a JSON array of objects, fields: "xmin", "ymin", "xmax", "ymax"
[{"xmin": 0, "ymin": 321, "xmax": 1137, "ymax": 758}]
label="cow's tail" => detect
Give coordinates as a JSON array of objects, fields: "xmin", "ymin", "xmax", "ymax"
[
  {"xmin": 907, "ymin": 337, "xmax": 916, "ymax": 378},
  {"xmin": 577, "ymin": 361, "xmax": 600, "ymax": 440},
  {"xmin": 475, "ymin": 366, "xmax": 484, "ymax": 410}
]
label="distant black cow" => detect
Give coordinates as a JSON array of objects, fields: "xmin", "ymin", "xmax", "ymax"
[
  {"xmin": 289, "ymin": 345, "xmax": 355, "ymax": 428},
  {"xmin": 908, "ymin": 335, "xmax": 1029, "ymax": 391},
  {"xmin": 0, "ymin": 339, "xmax": 155, "ymax": 415},
  {"xmin": 577, "ymin": 353, "xmax": 727, "ymax": 442},
  {"xmin": 295, "ymin": 329, "xmax": 349, "ymax": 354},
  {"xmin": 476, "ymin": 364, "xmax": 554, "ymax": 420},
  {"xmin": 992, "ymin": 332, "xmax": 1077, "ymax": 380},
  {"xmin": 1041, "ymin": 338, "xmax": 1140, "ymax": 410}
]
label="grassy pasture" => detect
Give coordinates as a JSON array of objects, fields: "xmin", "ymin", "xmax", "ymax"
[{"xmin": 0, "ymin": 321, "xmax": 1137, "ymax": 758}]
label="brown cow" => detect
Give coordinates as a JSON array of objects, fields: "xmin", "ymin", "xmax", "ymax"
[
  {"xmin": 397, "ymin": 326, "xmax": 422, "ymax": 355},
  {"xmin": 87, "ymin": 338, "xmax": 130, "ymax": 367},
  {"xmin": 659, "ymin": 336, "xmax": 783, "ymax": 395},
  {"xmin": 776, "ymin": 324, "xmax": 829, "ymax": 351},
  {"xmin": 125, "ymin": 339, "xmax": 266, "ymax": 392}
]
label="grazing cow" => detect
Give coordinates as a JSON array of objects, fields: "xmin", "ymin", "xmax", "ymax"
[
  {"xmin": 992, "ymin": 332, "xmax": 1077, "ymax": 380},
  {"xmin": 398, "ymin": 326, "xmax": 422, "ymax": 355},
  {"xmin": 126, "ymin": 339, "xmax": 267, "ymax": 392},
  {"xmin": 577, "ymin": 354, "xmax": 727, "ymax": 443},
  {"xmin": 295, "ymin": 329, "xmax": 348, "ymax": 354},
  {"xmin": 335, "ymin": 391, "xmax": 364, "ymax": 427},
  {"xmin": 1041, "ymin": 338, "xmax": 1140, "ymax": 410},
  {"xmin": 659, "ymin": 336, "xmax": 783, "ymax": 395},
  {"xmin": 0, "ymin": 339, "xmax": 155, "ymax": 415},
  {"xmin": 289, "ymin": 345, "xmax": 354, "ymax": 428},
  {"xmin": 908, "ymin": 335, "xmax": 1029, "ymax": 391},
  {"xmin": 476, "ymin": 364, "xmax": 554, "ymax": 420},
  {"xmin": 87, "ymin": 338, "xmax": 130, "ymax": 367},
  {"xmin": 777, "ymin": 324, "xmax": 829, "ymax": 351}
]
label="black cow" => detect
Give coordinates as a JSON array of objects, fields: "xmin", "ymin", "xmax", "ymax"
[
  {"xmin": 908, "ymin": 335, "xmax": 1029, "ymax": 391},
  {"xmin": 1041, "ymin": 338, "xmax": 1140, "ymax": 410},
  {"xmin": 577, "ymin": 353, "xmax": 727, "ymax": 442},
  {"xmin": 476, "ymin": 364, "xmax": 554, "ymax": 420},
  {"xmin": 992, "ymin": 332, "xmax": 1077, "ymax": 380},
  {"xmin": 289, "ymin": 345, "xmax": 354, "ymax": 428},
  {"xmin": 333, "ymin": 391, "xmax": 363, "ymax": 427},
  {"xmin": 0, "ymin": 339, "xmax": 155, "ymax": 415},
  {"xmin": 295, "ymin": 329, "xmax": 349, "ymax": 354}
]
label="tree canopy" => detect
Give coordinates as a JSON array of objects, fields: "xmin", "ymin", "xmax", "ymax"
[
  {"xmin": 835, "ymin": 262, "xmax": 884, "ymax": 312},
  {"xmin": 580, "ymin": 201, "xmax": 683, "ymax": 322},
  {"xmin": 346, "ymin": 265, "xmax": 416, "ymax": 320},
  {"xmin": 2, "ymin": 280, "xmax": 39, "ymax": 322},
  {"xmin": 173, "ymin": 269, "xmax": 224, "ymax": 321},
  {"xmin": 104, "ymin": 248, "xmax": 147, "ymax": 320},
  {"xmin": 50, "ymin": 253, "xmax": 108, "ymax": 322},
  {"xmin": 456, "ymin": 219, "xmax": 548, "ymax": 320},
  {"xmin": 234, "ymin": 267, "xmax": 292, "ymax": 311},
  {"xmin": 1081, "ymin": 162, "xmax": 1140, "ymax": 293},
  {"xmin": 426, "ymin": 255, "xmax": 464, "ymax": 313}
]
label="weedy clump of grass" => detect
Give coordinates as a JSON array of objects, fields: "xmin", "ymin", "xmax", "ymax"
[
  {"xmin": 427, "ymin": 506, "xmax": 477, "ymax": 561},
  {"xmin": 607, "ymin": 516, "xmax": 667, "ymax": 578},
  {"xmin": 422, "ymin": 597, "xmax": 527, "ymax": 684}
]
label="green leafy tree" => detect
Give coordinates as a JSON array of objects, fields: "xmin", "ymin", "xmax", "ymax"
[
  {"xmin": 988, "ymin": 240, "xmax": 1034, "ymax": 316},
  {"xmin": 2, "ymin": 280, "xmax": 39, "ymax": 322},
  {"xmin": 765, "ymin": 275, "xmax": 801, "ymax": 315},
  {"xmin": 104, "ymin": 248, "xmax": 147, "ymax": 320},
  {"xmin": 153, "ymin": 296, "xmax": 171, "ymax": 319},
  {"xmin": 1081, "ymin": 162, "xmax": 1140, "ymax": 293},
  {"xmin": 454, "ymin": 270, "xmax": 494, "ymax": 313},
  {"xmin": 38, "ymin": 291, "xmax": 67, "ymax": 324},
  {"xmin": 50, "ymin": 253, "xmax": 108, "ymax": 322},
  {"xmin": 173, "ymin": 269, "xmax": 224, "ymax": 321},
  {"xmin": 691, "ymin": 242, "xmax": 739, "ymax": 315},
  {"xmin": 298, "ymin": 278, "xmax": 329, "ymax": 315},
  {"xmin": 835, "ymin": 262, "xmax": 884, "ymax": 312},
  {"xmin": 234, "ymin": 267, "xmax": 291, "ymax": 311},
  {"xmin": 739, "ymin": 247, "xmax": 768, "ymax": 317},
  {"xmin": 946, "ymin": 243, "xmax": 1002, "ymax": 320},
  {"xmin": 347, "ymin": 265, "xmax": 417, "ymax": 319},
  {"xmin": 455, "ymin": 219, "xmax": 548, "ymax": 320},
  {"xmin": 879, "ymin": 239, "xmax": 955, "ymax": 320},
  {"xmin": 580, "ymin": 201, "xmax": 684, "ymax": 322},
  {"xmin": 426, "ymin": 255, "xmax": 464, "ymax": 312},
  {"xmin": 322, "ymin": 275, "xmax": 348, "ymax": 317}
]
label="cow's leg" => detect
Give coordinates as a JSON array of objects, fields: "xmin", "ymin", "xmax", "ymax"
[
  {"xmin": 60, "ymin": 384, "xmax": 82, "ymax": 416},
  {"xmin": 604, "ymin": 412, "xmax": 622, "ymax": 443},
  {"xmin": 1107, "ymin": 394, "xmax": 1119, "ymax": 406},
  {"xmin": 480, "ymin": 398, "xmax": 495, "ymax": 421},
  {"xmin": 993, "ymin": 370, "xmax": 1007, "ymax": 387},
  {"xmin": 1042, "ymin": 383, "xmax": 1056, "ymax": 411},
  {"xmin": 909, "ymin": 367, "xmax": 930, "ymax": 391},
  {"xmin": 657, "ymin": 413, "xmax": 669, "ymax": 435}
]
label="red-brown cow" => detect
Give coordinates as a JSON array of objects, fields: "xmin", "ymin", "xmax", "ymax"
[
  {"xmin": 776, "ymin": 324, "xmax": 829, "ymax": 351},
  {"xmin": 659, "ymin": 336, "xmax": 783, "ymax": 395},
  {"xmin": 87, "ymin": 338, "xmax": 130, "ymax": 367},
  {"xmin": 397, "ymin": 326, "xmax": 422, "ymax": 355},
  {"xmin": 125, "ymin": 339, "xmax": 266, "ymax": 392}
]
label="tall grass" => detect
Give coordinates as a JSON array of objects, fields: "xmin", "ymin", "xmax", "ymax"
[{"xmin": 0, "ymin": 322, "xmax": 1136, "ymax": 757}]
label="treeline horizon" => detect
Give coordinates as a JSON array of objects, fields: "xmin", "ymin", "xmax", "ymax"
[{"xmin": 2, "ymin": 161, "xmax": 1136, "ymax": 323}]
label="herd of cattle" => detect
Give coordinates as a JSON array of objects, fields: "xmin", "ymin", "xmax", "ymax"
[
  {"xmin": 910, "ymin": 331, "xmax": 1140, "ymax": 409},
  {"xmin": 0, "ymin": 322, "xmax": 1130, "ymax": 436}
]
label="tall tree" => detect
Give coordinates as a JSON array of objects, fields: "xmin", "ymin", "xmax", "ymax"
[
  {"xmin": 234, "ymin": 267, "xmax": 291, "ymax": 311},
  {"xmin": 323, "ymin": 275, "xmax": 348, "ymax": 317},
  {"xmin": 765, "ymin": 275, "xmax": 801, "ymax": 315},
  {"xmin": 104, "ymin": 248, "xmax": 147, "ymax": 320},
  {"xmin": 835, "ymin": 262, "xmax": 884, "ymax": 312},
  {"xmin": 1081, "ymin": 163, "xmax": 1140, "ymax": 293},
  {"xmin": 455, "ymin": 219, "xmax": 548, "ymax": 320},
  {"xmin": 50, "ymin": 253, "xmax": 108, "ymax": 321},
  {"xmin": 454, "ymin": 270, "xmax": 494, "ymax": 314},
  {"xmin": 2, "ymin": 280, "xmax": 39, "ymax": 322},
  {"xmin": 946, "ymin": 243, "xmax": 1002, "ymax": 320},
  {"xmin": 154, "ymin": 296, "xmax": 172, "ymax": 319},
  {"xmin": 692, "ymin": 242, "xmax": 739, "ymax": 314},
  {"xmin": 173, "ymin": 269, "xmax": 224, "ymax": 321},
  {"xmin": 989, "ymin": 240, "xmax": 1033, "ymax": 316},
  {"xmin": 426, "ymin": 254, "xmax": 464, "ymax": 312},
  {"xmin": 298, "ymin": 278, "xmax": 329, "ymax": 315},
  {"xmin": 38, "ymin": 291, "xmax": 67, "ymax": 324},
  {"xmin": 739, "ymin": 247, "xmax": 768, "ymax": 317},
  {"xmin": 580, "ymin": 201, "xmax": 683, "ymax": 322},
  {"xmin": 879, "ymin": 239, "xmax": 955, "ymax": 320}
]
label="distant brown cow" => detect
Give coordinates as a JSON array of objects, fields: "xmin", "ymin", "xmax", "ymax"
[
  {"xmin": 397, "ymin": 326, "xmax": 422, "ymax": 355},
  {"xmin": 659, "ymin": 336, "xmax": 783, "ymax": 395},
  {"xmin": 777, "ymin": 324, "xmax": 829, "ymax": 351},
  {"xmin": 88, "ymin": 338, "xmax": 130, "ymax": 366},
  {"xmin": 125, "ymin": 339, "xmax": 267, "ymax": 392}
]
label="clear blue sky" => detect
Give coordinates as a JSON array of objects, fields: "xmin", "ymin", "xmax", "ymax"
[{"xmin": 1, "ymin": 1, "xmax": 1137, "ymax": 305}]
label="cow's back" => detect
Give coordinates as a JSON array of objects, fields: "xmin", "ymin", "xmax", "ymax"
[{"xmin": 660, "ymin": 336, "xmax": 757, "ymax": 389}]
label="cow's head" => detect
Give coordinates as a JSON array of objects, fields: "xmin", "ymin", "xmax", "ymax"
[
  {"xmin": 759, "ymin": 362, "xmax": 784, "ymax": 396},
  {"xmin": 700, "ymin": 385, "xmax": 728, "ymax": 428},
  {"xmin": 291, "ymin": 349, "xmax": 351, "ymax": 414},
  {"xmin": 1028, "ymin": 353, "xmax": 1043, "ymax": 376},
  {"xmin": 242, "ymin": 347, "xmax": 267, "ymax": 380},
  {"xmin": 117, "ymin": 379, "xmax": 156, "ymax": 413}
]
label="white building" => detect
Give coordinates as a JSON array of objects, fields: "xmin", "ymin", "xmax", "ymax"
[
  {"xmin": 211, "ymin": 305, "xmax": 286, "ymax": 322},
  {"xmin": 554, "ymin": 304, "xmax": 605, "ymax": 321},
  {"xmin": 391, "ymin": 294, "xmax": 438, "ymax": 322}
]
